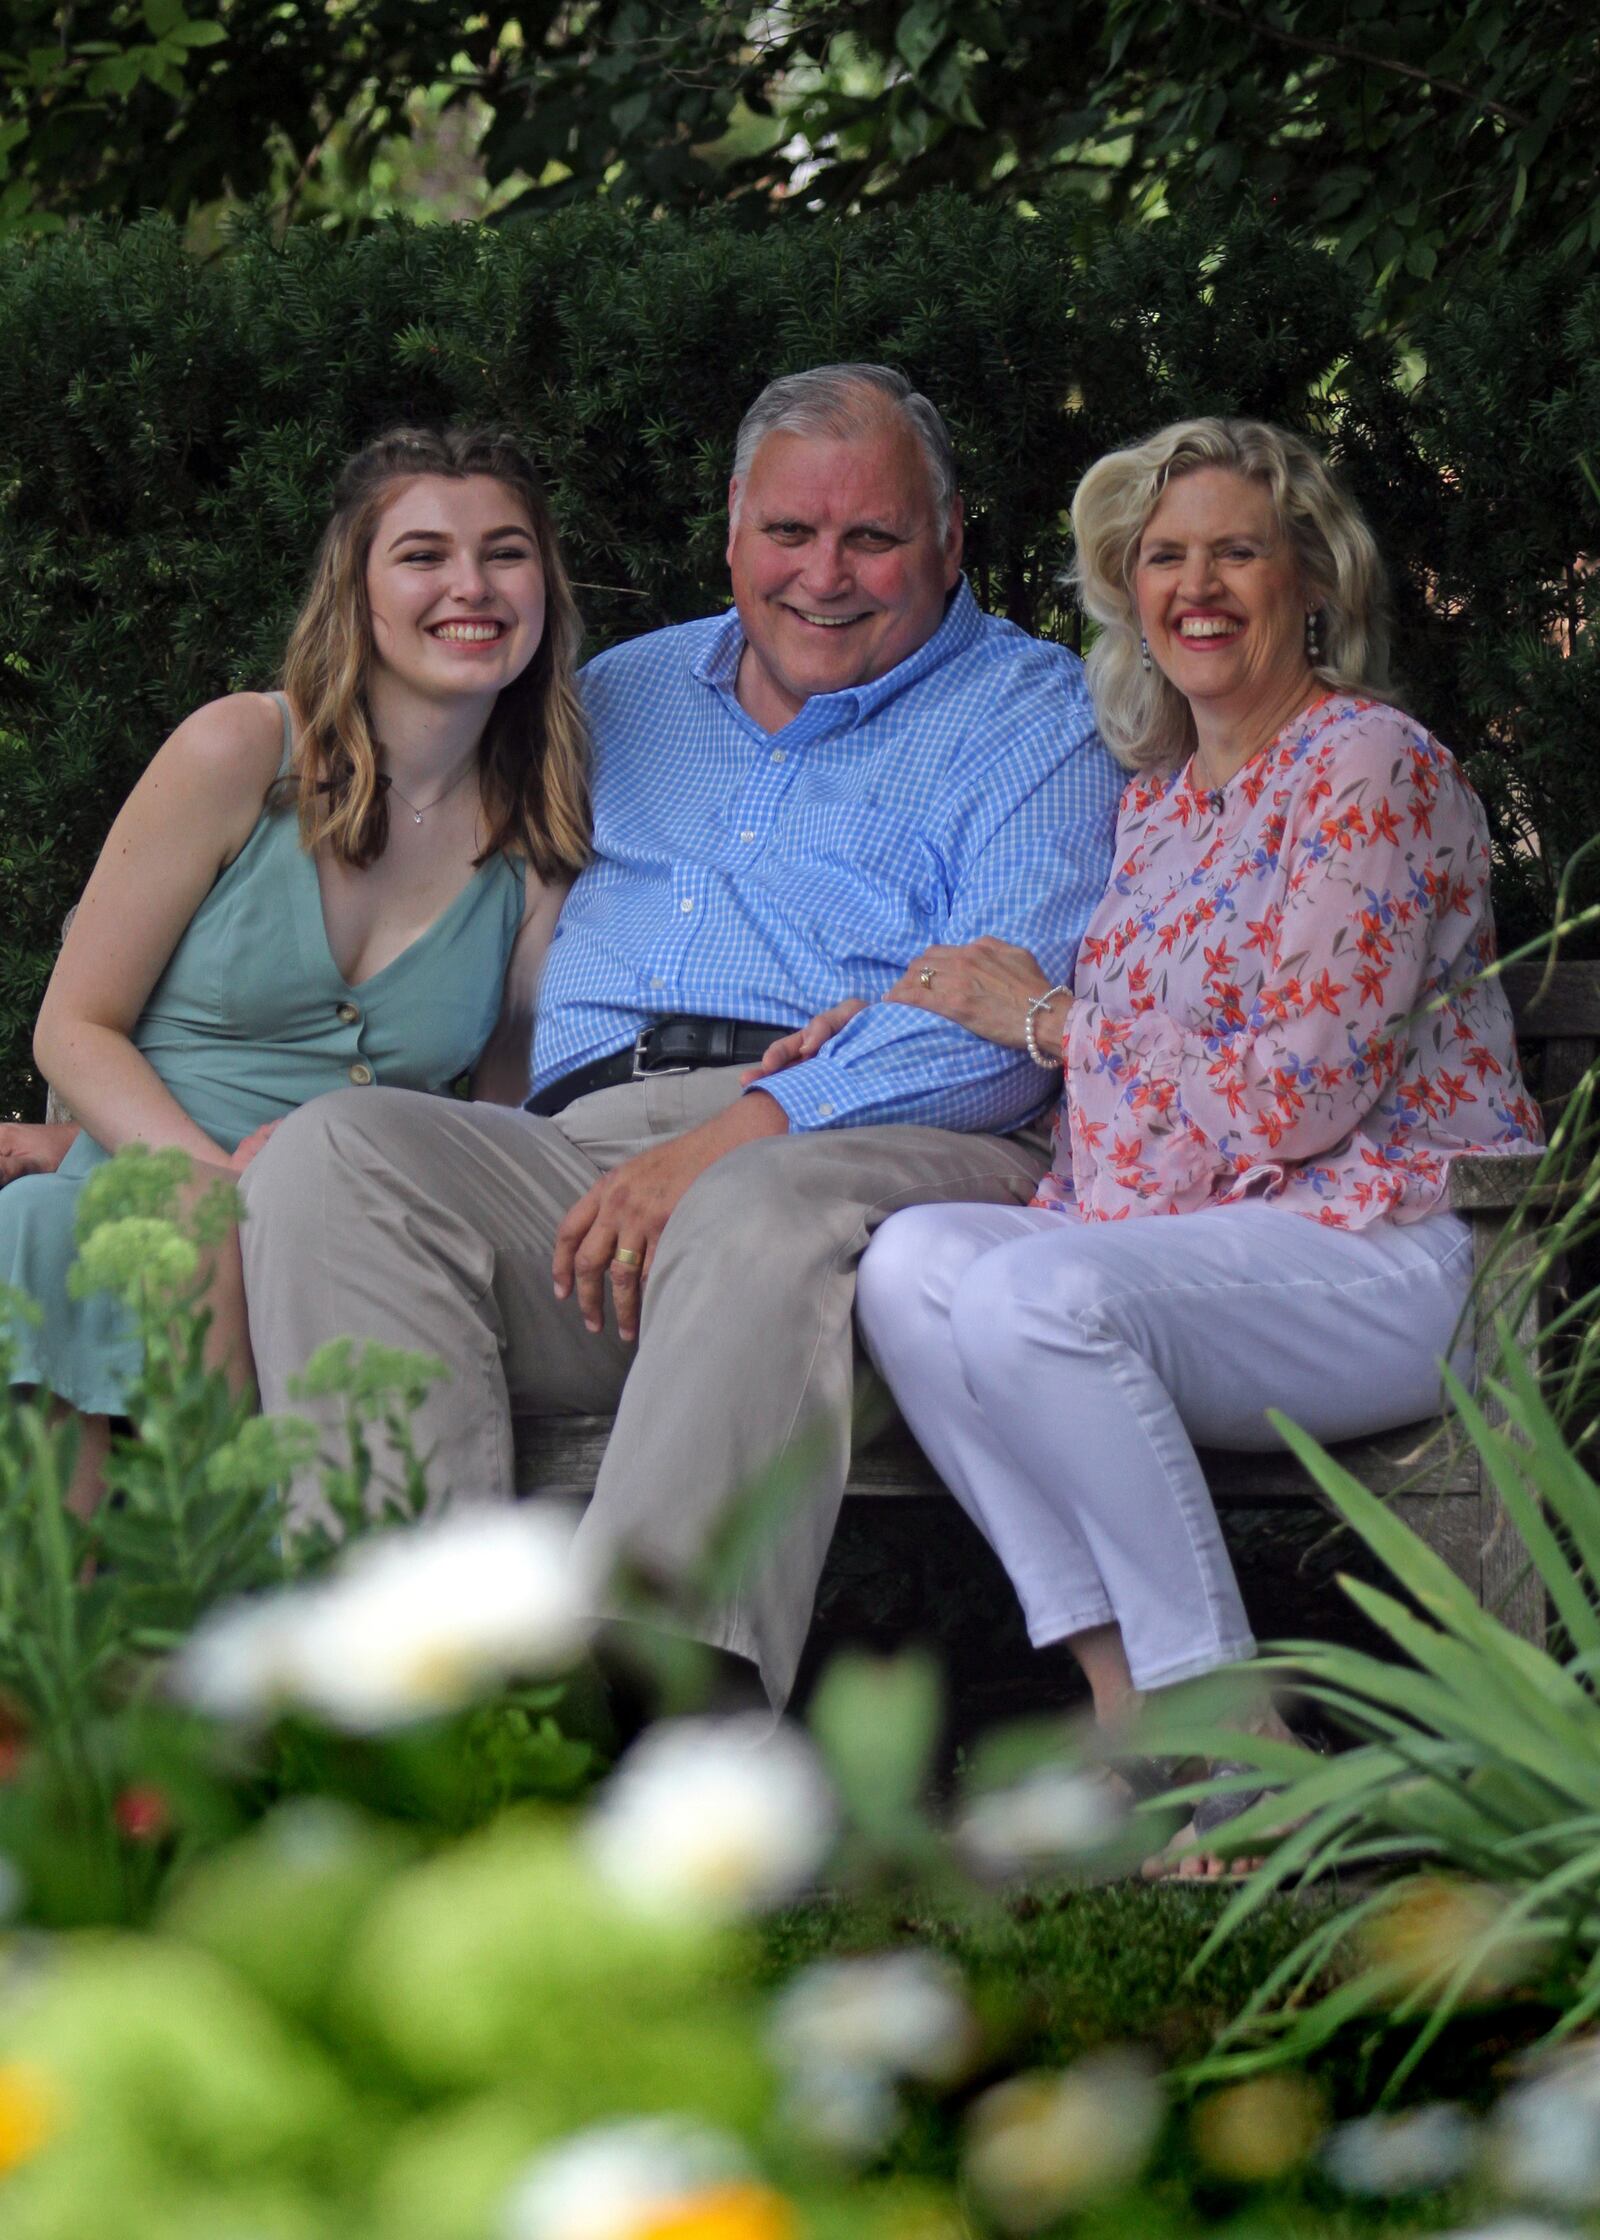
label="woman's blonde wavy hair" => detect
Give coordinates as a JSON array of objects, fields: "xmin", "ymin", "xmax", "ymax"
[
  {"xmin": 280, "ymin": 426, "xmax": 590, "ymax": 876},
  {"xmin": 1071, "ymin": 417, "xmax": 1393, "ymax": 772}
]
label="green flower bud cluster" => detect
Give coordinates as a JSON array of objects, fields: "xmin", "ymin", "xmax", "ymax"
[
  {"xmin": 68, "ymin": 1216, "xmax": 200, "ymax": 1309},
  {"xmin": 204, "ymin": 1414, "xmax": 320, "ymax": 1500},
  {"xmin": 291, "ymin": 1337, "xmax": 446, "ymax": 1410}
]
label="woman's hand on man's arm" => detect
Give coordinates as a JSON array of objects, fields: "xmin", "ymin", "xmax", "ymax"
[
  {"xmin": 885, "ymin": 938, "xmax": 1071, "ymax": 1053},
  {"xmin": 741, "ymin": 938, "xmax": 1075, "ymax": 1092}
]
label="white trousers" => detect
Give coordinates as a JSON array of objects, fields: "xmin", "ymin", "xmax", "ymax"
[{"xmin": 854, "ymin": 1199, "xmax": 1474, "ymax": 1691}]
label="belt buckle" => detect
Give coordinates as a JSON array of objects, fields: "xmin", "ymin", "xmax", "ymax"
[{"xmin": 630, "ymin": 1023, "xmax": 691, "ymax": 1080}]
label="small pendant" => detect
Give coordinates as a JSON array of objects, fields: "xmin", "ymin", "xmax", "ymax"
[{"xmin": 413, "ymin": 810, "xmax": 424, "ymax": 825}]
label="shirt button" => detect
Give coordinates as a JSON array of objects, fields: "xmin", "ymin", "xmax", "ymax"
[
  {"xmin": 739, "ymin": 829, "xmax": 756, "ymax": 844},
  {"xmin": 770, "ymin": 747, "xmax": 786, "ymax": 763},
  {"xmin": 349, "ymin": 1062, "xmax": 374, "ymax": 1086},
  {"xmin": 335, "ymin": 1000, "xmax": 360, "ymax": 1025},
  {"xmin": 817, "ymin": 1101, "xmax": 835, "ymax": 1118},
  {"xmin": 650, "ymin": 977, "xmax": 666, "ymax": 991},
  {"xmin": 680, "ymin": 897, "xmax": 694, "ymax": 913}
]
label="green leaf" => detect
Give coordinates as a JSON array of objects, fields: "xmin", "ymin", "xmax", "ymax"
[
  {"xmin": 163, "ymin": 19, "xmax": 226, "ymax": 47},
  {"xmin": 141, "ymin": 0, "xmax": 185, "ymax": 35},
  {"xmin": 610, "ymin": 90, "xmax": 652, "ymax": 137},
  {"xmin": 896, "ymin": 0, "xmax": 949, "ymax": 76},
  {"xmin": 85, "ymin": 52, "xmax": 145, "ymax": 100},
  {"xmin": 808, "ymin": 1647, "xmax": 941, "ymax": 1838},
  {"xmin": 1404, "ymin": 236, "xmax": 1437, "ymax": 281},
  {"xmin": 141, "ymin": 44, "xmax": 185, "ymax": 91},
  {"xmin": 926, "ymin": 51, "xmax": 982, "ymax": 127}
]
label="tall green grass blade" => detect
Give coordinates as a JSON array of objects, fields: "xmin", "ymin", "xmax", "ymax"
[
  {"xmin": 1205, "ymin": 1949, "xmax": 1410, "ymax": 2079},
  {"xmin": 1481, "ymin": 1343, "xmax": 1600, "ymax": 1586},
  {"xmin": 1435, "ymin": 1370, "xmax": 1600, "ymax": 1656},
  {"xmin": 1268, "ymin": 1413, "xmax": 1551, "ymax": 1659},
  {"xmin": 1335, "ymin": 1578, "xmax": 1600, "ymax": 1802}
]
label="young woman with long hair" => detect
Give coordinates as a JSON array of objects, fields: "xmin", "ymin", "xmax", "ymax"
[{"xmin": 0, "ymin": 424, "xmax": 590, "ymax": 1507}]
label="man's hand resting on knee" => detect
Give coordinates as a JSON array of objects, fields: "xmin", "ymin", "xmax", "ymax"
[{"xmin": 552, "ymin": 1089, "xmax": 790, "ymax": 1341}]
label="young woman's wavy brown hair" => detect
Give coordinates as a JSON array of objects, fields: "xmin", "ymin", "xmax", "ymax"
[{"xmin": 280, "ymin": 426, "xmax": 590, "ymax": 876}]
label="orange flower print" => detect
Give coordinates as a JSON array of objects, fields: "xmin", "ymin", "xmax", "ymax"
[
  {"xmin": 1037, "ymin": 700, "xmax": 1540, "ymax": 1227},
  {"xmin": 1243, "ymin": 912, "xmax": 1280, "ymax": 953}
]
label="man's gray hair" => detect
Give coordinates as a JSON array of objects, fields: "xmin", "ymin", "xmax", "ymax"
[{"xmin": 731, "ymin": 363, "xmax": 958, "ymax": 521}]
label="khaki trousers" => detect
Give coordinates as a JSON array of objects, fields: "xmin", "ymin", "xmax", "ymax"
[{"xmin": 240, "ymin": 1072, "xmax": 1046, "ymax": 1703}]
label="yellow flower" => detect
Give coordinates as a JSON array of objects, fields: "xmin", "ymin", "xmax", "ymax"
[
  {"xmin": 0, "ymin": 2061, "xmax": 61, "ymax": 2176},
  {"xmin": 1190, "ymin": 2074, "xmax": 1325, "ymax": 2183},
  {"xmin": 964, "ymin": 2052, "xmax": 1162, "ymax": 2231},
  {"xmin": 503, "ymin": 2118, "xmax": 789, "ymax": 2240},
  {"xmin": 1361, "ymin": 1873, "xmax": 1548, "ymax": 2005},
  {"xmin": 634, "ymin": 2182, "xmax": 798, "ymax": 2240}
]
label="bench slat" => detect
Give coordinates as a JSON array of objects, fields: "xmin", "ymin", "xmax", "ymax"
[
  {"xmin": 1445, "ymin": 1150, "xmax": 1561, "ymax": 1213},
  {"xmin": 514, "ymin": 1412, "xmax": 1476, "ymax": 1506}
]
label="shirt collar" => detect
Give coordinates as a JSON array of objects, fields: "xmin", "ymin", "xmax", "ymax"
[{"xmin": 690, "ymin": 577, "xmax": 983, "ymax": 726}]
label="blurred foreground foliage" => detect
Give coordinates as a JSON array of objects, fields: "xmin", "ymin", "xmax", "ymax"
[
  {"xmin": 4, "ymin": 1144, "xmax": 1600, "ymax": 2230},
  {"xmin": 0, "ymin": 1145, "xmax": 599, "ymax": 1928}
]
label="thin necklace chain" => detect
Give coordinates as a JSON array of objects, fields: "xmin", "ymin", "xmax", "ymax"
[
  {"xmin": 379, "ymin": 755, "xmax": 478, "ymax": 826},
  {"xmin": 1193, "ymin": 683, "xmax": 1327, "ymax": 798}
]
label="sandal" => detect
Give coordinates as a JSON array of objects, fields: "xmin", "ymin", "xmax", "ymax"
[{"xmin": 1141, "ymin": 1747, "xmax": 1314, "ymax": 1883}]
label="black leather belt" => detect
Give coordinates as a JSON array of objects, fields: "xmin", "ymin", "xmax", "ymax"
[{"xmin": 526, "ymin": 1014, "xmax": 793, "ymax": 1119}]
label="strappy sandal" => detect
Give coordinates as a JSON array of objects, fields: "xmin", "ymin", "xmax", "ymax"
[{"xmin": 1141, "ymin": 1751, "xmax": 1309, "ymax": 1884}]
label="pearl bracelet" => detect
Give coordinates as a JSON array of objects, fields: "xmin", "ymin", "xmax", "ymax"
[{"xmin": 1024, "ymin": 982, "xmax": 1072, "ymax": 1070}]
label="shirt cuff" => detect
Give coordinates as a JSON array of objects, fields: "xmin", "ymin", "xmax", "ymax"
[{"xmin": 747, "ymin": 1066, "xmax": 848, "ymax": 1132}]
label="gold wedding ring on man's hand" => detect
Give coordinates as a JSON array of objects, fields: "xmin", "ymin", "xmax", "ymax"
[
  {"xmin": 611, "ymin": 1245, "xmax": 643, "ymax": 1269},
  {"xmin": 918, "ymin": 965, "xmax": 936, "ymax": 988}
]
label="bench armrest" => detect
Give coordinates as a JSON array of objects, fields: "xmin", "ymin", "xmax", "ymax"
[{"xmin": 1445, "ymin": 1150, "xmax": 1557, "ymax": 1215}]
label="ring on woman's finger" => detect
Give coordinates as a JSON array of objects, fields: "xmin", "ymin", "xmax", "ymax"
[
  {"xmin": 611, "ymin": 1245, "xmax": 643, "ymax": 1270},
  {"xmin": 918, "ymin": 965, "xmax": 936, "ymax": 989}
]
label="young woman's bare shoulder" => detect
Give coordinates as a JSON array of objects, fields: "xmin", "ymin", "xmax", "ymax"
[
  {"xmin": 158, "ymin": 690, "xmax": 286, "ymax": 785},
  {"xmin": 140, "ymin": 692, "xmax": 289, "ymax": 841}
]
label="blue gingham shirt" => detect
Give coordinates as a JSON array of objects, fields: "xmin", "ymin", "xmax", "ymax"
[{"xmin": 532, "ymin": 580, "xmax": 1124, "ymax": 1133}]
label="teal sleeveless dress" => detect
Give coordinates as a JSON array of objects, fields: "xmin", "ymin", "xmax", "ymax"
[{"xmin": 0, "ymin": 696, "xmax": 526, "ymax": 1414}]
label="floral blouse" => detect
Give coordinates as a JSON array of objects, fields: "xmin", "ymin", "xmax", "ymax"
[{"xmin": 1036, "ymin": 695, "xmax": 1543, "ymax": 1229}]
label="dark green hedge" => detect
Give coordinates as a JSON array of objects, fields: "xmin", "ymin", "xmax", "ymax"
[{"xmin": 2, "ymin": 198, "xmax": 1596, "ymax": 1119}]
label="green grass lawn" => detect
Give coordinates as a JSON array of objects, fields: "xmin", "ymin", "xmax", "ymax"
[
  {"xmin": 765, "ymin": 1881, "xmax": 1566, "ymax": 2236},
  {"xmin": 767, "ymin": 1880, "xmax": 1310, "ymax": 2071}
]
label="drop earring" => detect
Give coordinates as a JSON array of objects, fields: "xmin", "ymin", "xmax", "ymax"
[
  {"xmin": 1140, "ymin": 635, "xmax": 1152, "ymax": 672},
  {"xmin": 1306, "ymin": 609, "xmax": 1323, "ymax": 664}
]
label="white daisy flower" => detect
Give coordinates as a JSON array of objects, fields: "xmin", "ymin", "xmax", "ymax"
[{"xmin": 586, "ymin": 1716, "xmax": 835, "ymax": 1920}]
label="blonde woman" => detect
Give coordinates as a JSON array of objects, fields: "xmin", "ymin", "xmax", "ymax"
[
  {"xmin": 773, "ymin": 418, "xmax": 1541, "ymax": 1868},
  {"xmin": 1, "ymin": 425, "xmax": 589, "ymax": 1507}
]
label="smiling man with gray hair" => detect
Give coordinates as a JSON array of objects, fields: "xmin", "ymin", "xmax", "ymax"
[{"xmin": 242, "ymin": 362, "xmax": 1124, "ymax": 1706}]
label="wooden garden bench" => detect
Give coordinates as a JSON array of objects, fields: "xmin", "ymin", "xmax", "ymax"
[
  {"xmin": 42, "ymin": 944, "xmax": 1595, "ymax": 1642},
  {"xmin": 513, "ymin": 961, "xmax": 1600, "ymax": 1649}
]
